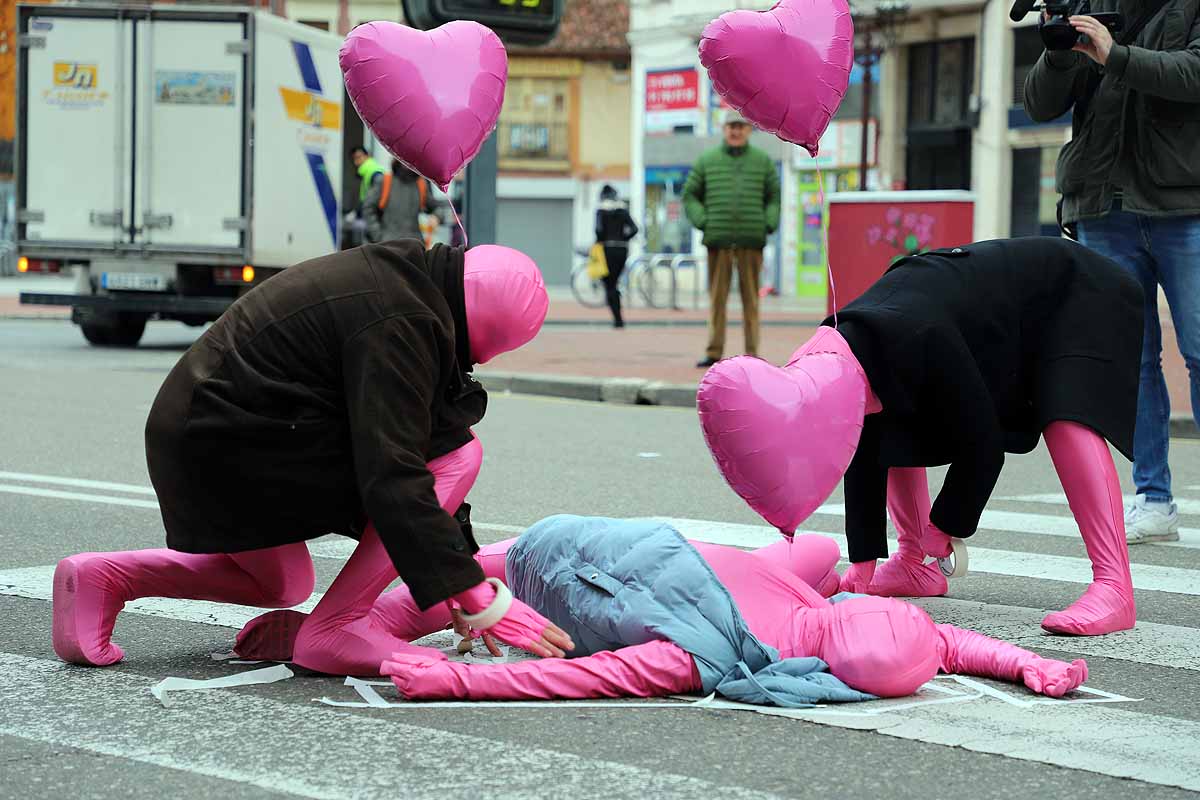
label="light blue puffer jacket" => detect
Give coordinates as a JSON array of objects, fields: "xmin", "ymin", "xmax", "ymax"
[{"xmin": 505, "ymin": 515, "xmax": 874, "ymax": 707}]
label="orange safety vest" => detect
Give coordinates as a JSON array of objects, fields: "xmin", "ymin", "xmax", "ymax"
[{"xmin": 378, "ymin": 174, "xmax": 427, "ymax": 211}]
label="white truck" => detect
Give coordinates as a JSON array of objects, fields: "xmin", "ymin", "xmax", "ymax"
[{"xmin": 15, "ymin": 3, "xmax": 346, "ymax": 346}]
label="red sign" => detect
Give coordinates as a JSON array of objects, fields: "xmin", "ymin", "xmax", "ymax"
[
  {"xmin": 826, "ymin": 195, "xmax": 975, "ymax": 316},
  {"xmin": 646, "ymin": 69, "xmax": 699, "ymax": 112}
]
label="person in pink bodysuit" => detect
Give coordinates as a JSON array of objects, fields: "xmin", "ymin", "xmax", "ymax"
[
  {"xmin": 51, "ymin": 242, "xmax": 575, "ymax": 674},
  {"xmin": 369, "ymin": 533, "xmax": 1088, "ymax": 701}
]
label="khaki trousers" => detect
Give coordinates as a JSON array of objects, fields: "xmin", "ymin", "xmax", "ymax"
[{"xmin": 706, "ymin": 246, "xmax": 762, "ymax": 360}]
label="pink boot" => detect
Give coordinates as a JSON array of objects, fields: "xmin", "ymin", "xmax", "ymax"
[
  {"xmin": 1040, "ymin": 421, "xmax": 1136, "ymax": 636},
  {"xmin": 867, "ymin": 468, "xmax": 947, "ymax": 597},
  {"xmin": 53, "ymin": 543, "xmax": 314, "ymax": 666}
]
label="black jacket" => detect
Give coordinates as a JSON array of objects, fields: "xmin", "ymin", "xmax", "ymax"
[
  {"xmin": 145, "ymin": 241, "xmax": 487, "ymax": 609},
  {"xmin": 829, "ymin": 237, "xmax": 1143, "ymax": 562},
  {"xmin": 595, "ymin": 201, "xmax": 639, "ymax": 247}
]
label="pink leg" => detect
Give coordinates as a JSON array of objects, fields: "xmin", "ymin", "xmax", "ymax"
[
  {"xmin": 52, "ymin": 542, "xmax": 314, "ymax": 666},
  {"xmin": 288, "ymin": 435, "xmax": 483, "ymax": 675},
  {"xmin": 750, "ymin": 534, "xmax": 842, "ymax": 597},
  {"xmin": 866, "ymin": 467, "xmax": 948, "ymax": 597},
  {"xmin": 1040, "ymin": 421, "xmax": 1136, "ymax": 636},
  {"xmin": 369, "ymin": 537, "xmax": 516, "ymax": 640}
]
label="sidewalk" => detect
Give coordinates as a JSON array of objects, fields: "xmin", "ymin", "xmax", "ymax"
[{"xmin": 4, "ymin": 273, "xmax": 1196, "ymax": 434}]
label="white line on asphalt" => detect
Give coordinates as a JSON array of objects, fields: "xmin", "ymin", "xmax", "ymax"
[
  {"xmin": 816, "ymin": 502, "xmax": 1200, "ymax": 550},
  {"xmin": 4, "ymin": 559, "xmax": 1200, "ymax": 672},
  {"xmin": 998, "ymin": 493, "xmax": 1200, "ymax": 518},
  {"xmin": 0, "ymin": 652, "xmax": 785, "ymax": 800},
  {"xmin": 0, "ymin": 470, "xmax": 158, "ymax": 495},
  {"xmin": 0, "ymin": 483, "xmax": 161, "ymax": 509},
  {"xmin": 654, "ymin": 517, "xmax": 1200, "ymax": 597}
]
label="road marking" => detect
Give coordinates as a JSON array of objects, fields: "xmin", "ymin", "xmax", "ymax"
[
  {"xmin": 654, "ymin": 516, "xmax": 1200, "ymax": 597},
  {"xmin": 0, "ymin": 483, "xmax": 161, "ymax": 509},
  {"xmin": 5, "ymin": 561, "xmax": 1200, "ymax": 673},
  {"xmin": 911, "ymin": 597, "xmax": 1200, "ymax": 673},
  {"xmin": 0, "ymin": 470, "xmax": 158, "ymax": 495},
  {"xmin": 999, "ymin": 493, "xmax": 1200, "ymax": 518},
  {"xmin": 816, "ymin": 502, "xmax": 1200, "ymax": 550},
  {"xmin": 0, "ymin": 652, "xmax": 785, "ymax": 800}
]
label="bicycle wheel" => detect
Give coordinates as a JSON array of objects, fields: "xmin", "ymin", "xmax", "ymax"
[{"xmin": 571, "ymin": 265, "xmax": 608, "ymax": 309}]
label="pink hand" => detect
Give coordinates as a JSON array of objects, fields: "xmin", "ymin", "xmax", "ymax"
[
  {"xmin": 1022, "ymin": 657, "xmax": 1088, "ymax": 698},
  {"xmin": 384, "ymin": 653, "xmax": 467, "ymax": 699},
  {"xmin": 454, "ymin": 581, "xmax": 575, "ymax": 658},
  {"xmin": 839, "ymin": 560, "xmax": 877, "ymax": 594}
]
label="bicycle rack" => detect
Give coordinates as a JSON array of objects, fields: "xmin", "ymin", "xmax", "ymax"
[{"xmin": 668, "ymin": 254, "xmax": 702, "ymax": 311}]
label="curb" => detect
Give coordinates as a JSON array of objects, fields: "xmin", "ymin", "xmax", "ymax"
[
  {"xmin": 476, "ymin": 369, "xmax": 1200, "ymax": 439},
  {"xmin": 475, "ymin": 371, "xmax": 697, "ymax": 408},
  {"xmin": 539, "ymin": 318, "xmax": 822, "ymax": 328}
]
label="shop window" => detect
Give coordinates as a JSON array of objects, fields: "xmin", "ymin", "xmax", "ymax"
[
  {"xmin": 906, "ymin": 38, "xmax": 975, "ymax": 190},
  {"xmin": 1010, "ymin": 146, "xmax": 1061, "ymax": 237}
]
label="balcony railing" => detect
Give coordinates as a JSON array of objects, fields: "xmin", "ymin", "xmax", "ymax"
[{"xmin": 497, "ymin": 121, "xmax": 569, "ymax": 168}]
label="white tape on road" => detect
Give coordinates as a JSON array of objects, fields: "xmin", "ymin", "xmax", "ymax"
[
  {"xmin": 151, "ymin": 664, "xmax": 294, "ymax": 707},
  {"xmin": 0, "ymin": 652, "xmax": 787, "ymax": 800}
]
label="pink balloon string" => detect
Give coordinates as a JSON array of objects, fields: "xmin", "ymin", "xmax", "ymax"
[
  {"xmin": 816, "ymin": 163, "xmax": 838, "ymax": 330},
  {"xmin": 448, "ymin": 194, "xmax": 468, "ymax": 250}
]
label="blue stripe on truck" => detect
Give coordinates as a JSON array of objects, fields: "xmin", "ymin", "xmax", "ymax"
[
  {"xmin": 305, "ymin": 152, "xmax": 339, "ymax": 247},
  {"xmin": 291, "ymin": 41, "xmax": 323, "ymax": 94}
]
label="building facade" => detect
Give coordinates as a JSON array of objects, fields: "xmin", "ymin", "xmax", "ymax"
[
  {"xmin": 286, "ymin": 0, "xmax": 634, "ymax": 286},
  {"xmin": 628, "ymin": 0, "xmax": 1071, "ymax": 297}
]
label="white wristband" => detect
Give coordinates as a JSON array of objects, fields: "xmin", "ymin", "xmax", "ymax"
[{"xmin": 460, "ymin": 578, "xmax": 512, "ymax": 630}]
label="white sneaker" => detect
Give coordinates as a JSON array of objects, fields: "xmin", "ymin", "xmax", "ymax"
[{"xmin": 1124, "ymin": 495, "xmax": 1180, "ymax": 544}]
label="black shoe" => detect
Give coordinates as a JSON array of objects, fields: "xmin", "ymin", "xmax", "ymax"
[
  {"xmin": 696, "ymin": 357, "xmax": 718, "ymax": 368},
  {"xmin": 614, "ymin": 320, "xmax": 625, "ymax": 329}
]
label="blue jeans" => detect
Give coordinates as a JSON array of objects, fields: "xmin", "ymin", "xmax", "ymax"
[{"xmin": 1078, "ymin": 205, "xmax": 1200, "ymax": 503}]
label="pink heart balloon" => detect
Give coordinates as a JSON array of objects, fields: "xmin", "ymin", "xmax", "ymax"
[
  {"xmin": 697, "ymin": 353, "xmax": 866, "ymax": 535},
  {"xmin": 340, "ymin": 21, "xmax": 507, "ymax": 190},
  {"xmin": 699, "ymin": 0, "xmax": 854, "ymax": 156}
]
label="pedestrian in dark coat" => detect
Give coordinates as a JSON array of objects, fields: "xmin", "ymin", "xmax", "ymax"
[
  {"xmin": 700, "ymin": 236, "xmax": 1144, "ymax": 637},
  {"xmin": 52, "ymin": 240, "xmax": 575, "ymax": 674},
  {"xmin": 594, "ymin": 184, "xmax": 639, "ymax": 328}
]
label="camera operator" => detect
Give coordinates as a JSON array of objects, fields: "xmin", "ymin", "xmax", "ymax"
[{"xmin": 1024, "ymin": 0, "xmax": 1200, "ymax": 545}]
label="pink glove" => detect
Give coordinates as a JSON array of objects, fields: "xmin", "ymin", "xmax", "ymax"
[
  {"xmin": 384, "ymin": 640, "xmax": 700, "ymax": 700},
  {"xmin": 936, "ymin": 623, "xmax": 1087, "ymax": 698},
  {"xmin": 453, "ymin": 580, "xmax": 574, "ymax": 658},
  {"xmin": 839, "ymin": 560, "xmax": 877, "ymax": 594},
  {"xmin": 920, "ymin": 522, "xmax": 954, "ymax": 559}
]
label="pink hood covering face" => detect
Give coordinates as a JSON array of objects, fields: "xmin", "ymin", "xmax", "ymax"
[
  {"xmin": 697, "ymin": 326, "xmax": 877, "ymax": 535},
  {"xmin": 794, "ymin": 596, "xmax": 941, "ymax": 697},
  {"xmin": 463, "ymin": 245, "xmax": 549, "ymax": 365}
]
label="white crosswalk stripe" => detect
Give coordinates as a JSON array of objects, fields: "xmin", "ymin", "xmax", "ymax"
[
  {"xmin": 1000, "ymin": 493, "xmax": 1200, "ymax": 517},
  {"xmin": 6, "ymin": 469, "xmax": 1200, "ymax": 794}
]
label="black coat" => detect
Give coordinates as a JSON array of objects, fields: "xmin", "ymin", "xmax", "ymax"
[
  {"xmin": 145, "ymin": 241, "xmax": 488, "ymax": 609},
  {"xmin": 830, "ymin": 237, "xmax": 1143, "ymax": 562}
]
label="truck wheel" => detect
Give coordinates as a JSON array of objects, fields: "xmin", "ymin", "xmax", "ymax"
[{"xmin": 80, "ymin": 313, "xmax": 147, "ymax": 348}]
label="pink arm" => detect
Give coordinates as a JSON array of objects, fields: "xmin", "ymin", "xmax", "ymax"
[
  {"xmin": 383, "ymin": 640, "xmax": 701, "ymax": 701},
  {"xmin": 936, "ymin": 624, "xmax": 1088, "ymax": 698}
]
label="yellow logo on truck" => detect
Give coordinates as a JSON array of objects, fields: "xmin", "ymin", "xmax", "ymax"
[
  {"xmin": 280, "ymin": 87, "xmax": 340, "ymax": 130},
  {"xmin": 53, "ymin": 62, "xmax": 98, "ymax": 88}
]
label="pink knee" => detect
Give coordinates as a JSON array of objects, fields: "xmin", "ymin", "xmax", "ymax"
[
  {"xmin": 751, "ymin": 535, "xmax": 841, "ymax": 589},
  {"xmin": 229, "ymin": 543, "xmax": 315, "ymax": 608},
  {"xmin": 430, "ymin": 433, "xmax": 483, "ymax": 512}
]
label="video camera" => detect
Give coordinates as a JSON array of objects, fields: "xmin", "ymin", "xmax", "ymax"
[{"xmin": 1009, "ymin": 0, "xmax": 1124, "ymax": 50}]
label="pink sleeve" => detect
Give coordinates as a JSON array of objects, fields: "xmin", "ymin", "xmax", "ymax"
[
  {"xmin": 383, "ymin": 640, "xmax": 701, "ymax": 701},
  {"xmin": 427, "ymin": 432, "xmax": 482, "ymax": 512},
  {"xmin": 936, "ymin": 624, "xmax": 1088, "ymax": 698}
]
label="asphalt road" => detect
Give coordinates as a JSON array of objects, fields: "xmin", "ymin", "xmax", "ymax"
[{"xmin": 1, "ymin": 318, "xmax": 1199, "ymax": 800}]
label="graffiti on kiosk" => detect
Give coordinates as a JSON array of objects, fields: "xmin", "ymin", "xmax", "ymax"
[{"xmin": 866, "ymin": 207, "xmax": 937, "ymax": 263}]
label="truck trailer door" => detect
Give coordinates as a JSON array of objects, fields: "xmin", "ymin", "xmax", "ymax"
[{"xmin": 133, "ymin": 16, "xmax": 246, "ymax": 253}]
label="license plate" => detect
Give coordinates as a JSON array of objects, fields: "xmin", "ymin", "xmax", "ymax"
[{"xmin": 102, "ymin": 272, "xmax": 169, "ymax": 291}]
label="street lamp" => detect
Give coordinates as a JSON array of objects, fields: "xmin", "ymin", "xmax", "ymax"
[{"xmin": 850, "ymin": 0, "xmax": 909, "ymax": 191}]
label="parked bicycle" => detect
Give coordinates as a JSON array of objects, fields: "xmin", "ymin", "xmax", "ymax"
[{"xmin": 569, "ymin": 247, "xmax": 684, "ymax": 310}]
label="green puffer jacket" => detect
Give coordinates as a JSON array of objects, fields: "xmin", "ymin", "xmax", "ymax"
[
  {"xmin": 682, "ymin": 144, "xmax": 781, "ymax": 248},
  {"xmin": 1023, "ymin": 0, "xmax": 1200, "ymax": 223}
]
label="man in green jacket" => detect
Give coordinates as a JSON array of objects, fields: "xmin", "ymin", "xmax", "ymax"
[
  {"xmin": 684, "ymin": 110, "xmax": 781, "ymax": 367},
  {"xmin": 1024, "ymin": 2, "xmax": 1200, "ymax": 544}
]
